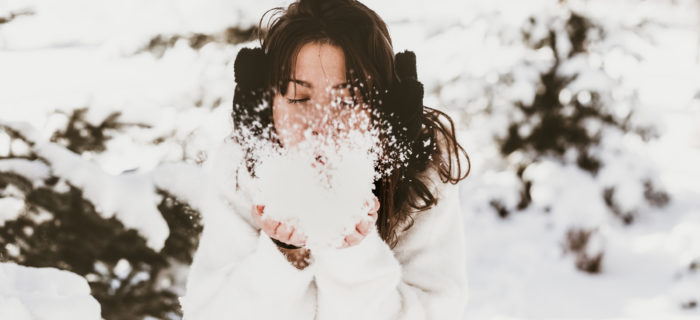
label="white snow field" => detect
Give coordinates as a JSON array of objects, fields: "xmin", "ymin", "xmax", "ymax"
[{"xmin": 0, "ymin": 262, "xmax": 101, "ymax": 320}]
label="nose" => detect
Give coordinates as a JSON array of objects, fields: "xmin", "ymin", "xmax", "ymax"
[
  {"xmin": 304, "ymin": 90, "xmax": 348, "ymax": 138},
  {"xmin": 306, "ymin": 105, "xmax": 332, "ymax": 137}
]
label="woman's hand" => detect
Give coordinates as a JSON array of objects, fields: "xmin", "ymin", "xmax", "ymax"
[
  {"xmin": 339, "ymin": 196, "xmax": 380, "ymax": 249},
  {"xmin": 252, "ymin": 205, "xmax": 308, "ymax": 247}
]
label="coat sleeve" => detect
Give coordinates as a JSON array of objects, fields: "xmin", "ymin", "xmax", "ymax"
[
  {"xmin": 179, "ymin": 163, "xmax": 318, "ymax": 319},
  {"xmin": 312, "ymin": 172, "xmax": 469, "ymax": 320},
  {"xmin": 180, "ymin": 212, "xmax": 317, "ymax": 319}
]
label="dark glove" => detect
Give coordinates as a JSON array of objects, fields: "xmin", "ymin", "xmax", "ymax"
[
  {"xmin": 232, "ymin": 47, "xmax": 273, "ymax": 140},
  {"xmin": 382, "ymin": 50, "xmax": 425, "ymax": 146},
  {"xmin": 374, "ymin": 50, "xmax": 426, "ymax": 173}
]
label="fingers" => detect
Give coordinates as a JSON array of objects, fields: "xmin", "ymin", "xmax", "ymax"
[
  {"xmin": 340, "ymin": 219, "xmax": 376, "ymax": 249},
  {"xmin": 252, "ymin": 204, "xmax": 265, "ymax": 218},
  {"xmin": 276, "ymin": 224, "xmax": 293, "ymax": 241},
  {"xmin": 254, "ymin": 205, "xmax": 281, "ymax": 238},
  {"xmin": 339, "ymin": 197, "xmax": 379, "ymax": 249},
  {"xmin": 356, "ymin": 219, "xmax": 373, "ymax": 236},
  {"xmin": 367, "ymin": 196, "xmax": 380, "ymax": 222},
  {"xmin": 261, "ymin": 217, "xmax": 280, "ymax": 237},
  {"xmin": 253, "ymin": 204, "xmax": 306, "ymax": 246},
  {"xmin": 368, "ymin": 210, "xmax": 378, "ymax": 221},
  {"xmin": 288, "ymin": 227, "xmax": 308, "ymax": 246},
  {"xmin": 368, "ymin": 208, "xmax": 379, "ymax": 224},
  {"xmin": 271, "ymin": 223, "xmax": 306, "ymax": 247},
  {"xmin": 344, "ymin": 230, "xmax": 364, "ymax": 245},
  {"xmin": 255, "ymin": 203, "xmax": 378, "ymax": 249},
  {"xmin": 363, "ymin": 196, "xmax": 380, "ymax": 211},
  {"xmin": 342, "ymin": 230, "xmax": 364, "ymax": 249}
]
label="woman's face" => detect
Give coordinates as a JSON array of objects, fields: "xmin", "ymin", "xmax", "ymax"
[{"xmin": 272, "ymin": 42, "xmax": 371, "ymax": 149}]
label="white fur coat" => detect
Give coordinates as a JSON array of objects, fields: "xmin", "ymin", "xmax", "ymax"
[{"xmin": 179, "ymin": 140, "xmax": 468, "ymax": 320}]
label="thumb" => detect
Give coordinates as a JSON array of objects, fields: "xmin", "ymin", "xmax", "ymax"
[
  {"xmin": 373, "ymin": 197, "xmax": 380, "ymax": 212},
  {"xmin": 254, "ymin": 205, "xmax": 265, "ymax": 216}
]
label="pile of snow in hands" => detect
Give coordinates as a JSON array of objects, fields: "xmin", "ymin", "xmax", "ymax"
[{"xmin": 240, "ymin": 99, "xmax": 402, "ymax": 250}]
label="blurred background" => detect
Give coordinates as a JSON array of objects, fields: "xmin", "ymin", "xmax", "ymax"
[{"xmin": 1, "ymin": 0, "xmax": 699, "ymax": 319}]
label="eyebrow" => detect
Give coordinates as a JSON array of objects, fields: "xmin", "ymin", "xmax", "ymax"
[{"xmin": 288, "ymin": 78, "xmax": 349, "ymax": 89}]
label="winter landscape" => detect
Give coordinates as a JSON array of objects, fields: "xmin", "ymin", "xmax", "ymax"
[{"xmin": 1, "ymin": 0, "xmax": 700, "ymax": 319}]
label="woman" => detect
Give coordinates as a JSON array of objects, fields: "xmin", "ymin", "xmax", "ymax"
[{"xmin": 180, "ymin": 0, "xmax": 470, "ymax": 319}]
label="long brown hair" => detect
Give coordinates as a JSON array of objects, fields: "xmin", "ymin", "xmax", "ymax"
[{"xmin": 238, "ymin": 0, "xmax": 470, "ymax": 248}]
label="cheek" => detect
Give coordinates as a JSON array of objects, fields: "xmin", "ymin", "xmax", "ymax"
[
  {"xmin": 338, "ymin": 108, "xmax": 372, "ymax": 132},
  {"xmin": 273, "ymin": 95, "xmax": 306, "ymax": 147}
]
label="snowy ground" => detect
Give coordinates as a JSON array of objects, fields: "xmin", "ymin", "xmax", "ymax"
[
  {"xmin": 1, "ymin": 0, "xmax": 699, "ymax": 319},
  {"xmin": 0, "ymin": 262, "xmax": 101, "ymax": 320}
]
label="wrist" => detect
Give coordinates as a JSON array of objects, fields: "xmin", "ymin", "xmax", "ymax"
[{"xmin": 273, "ymin": 241, "xmax": 312, "ymax": 270}]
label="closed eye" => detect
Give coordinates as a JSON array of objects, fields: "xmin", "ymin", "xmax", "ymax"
[{"xmin": 287, "ymin": 97, "xmax": 310, "ymax": 104}]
